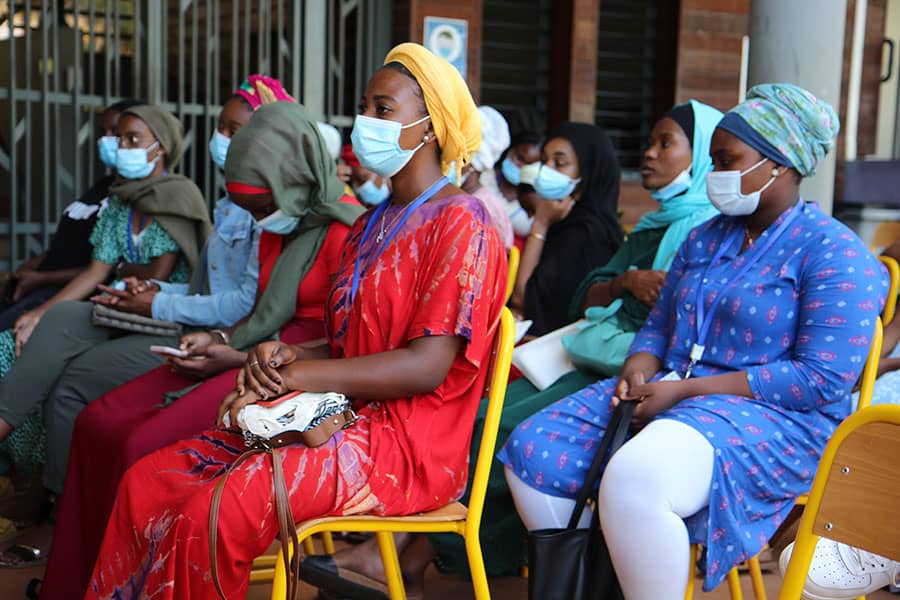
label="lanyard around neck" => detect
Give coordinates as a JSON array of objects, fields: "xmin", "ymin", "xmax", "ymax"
[
  {"xmin": 126, "ymin": 206, "xmax": 149, "ymax": 263},
  {"xmin": 685, "ymin": 201, "xmax": 803, "ymax": 378},
  {"xmin": 350, "ymin": 176, "xmax": 448, "ymax": 303}
]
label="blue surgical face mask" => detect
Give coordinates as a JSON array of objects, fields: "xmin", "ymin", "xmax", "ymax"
[
  {"xmin": 508, "ymin": 201, "xmax": 534, "ymax": 237},
  {"xmin": 116, "ymin": 141, "xmax": 160, "ymax": 180},
  {"xmin": 501, "ymin": 156, "xmax": 521, "ymax": 185},
  {"xmin": 97, "ymin": 135, "xmax": 119, "ymax": 168},
  {"xmin": 651, "ymin": 167, "xmax": 692, "ymax": 202},
  {"xmin": 350, "ymin": 114, "xmax": 431, "ymax": 177},
  {"xmin": 446, "ymin": 160, "xmax": 474, "ymax": 187},
  {"xmin": 534, "ymin": 164, "xmax": 580, "ymax": 200},
  {"xmin": 256, "ymin": 209, "xmax": 301, "ymax": 235},
  {"xmin": 355, "ymin": 178, "xmax": 391, "ymax": 206},
  {"xmin": 208, "ymin": 131, "xmax": 231, "ymax": 170}
]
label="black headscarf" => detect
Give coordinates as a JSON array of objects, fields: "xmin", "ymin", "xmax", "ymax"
[{"xmin": 525, "ymin": 122, "xmax": 623, "ymax": 336}]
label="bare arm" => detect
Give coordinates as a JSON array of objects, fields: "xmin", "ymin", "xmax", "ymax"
[
  {"xmin": 36, "ymin": 259, "xmax": 115, "ymax": 313},
  {"xmin": 117, "ymin": 252, "xmax": 179, "ymax": 281},
  {"xmin": 220, "ymin": 335, "xmax": 463, "ymax": 425}
]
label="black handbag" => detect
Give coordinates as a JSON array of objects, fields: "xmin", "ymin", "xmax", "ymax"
[{"xmin": 527, "ymin": 400, "xmax": 635, "ymax": 600}]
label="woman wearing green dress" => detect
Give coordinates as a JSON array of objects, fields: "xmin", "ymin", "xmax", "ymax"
[
  {"xmin": 302, "ymin": 100, "xmax": 724, "ymax": 597},
  {"xmin": 0, "ymin": 104, "xmax": 209, "ymax": 503}
]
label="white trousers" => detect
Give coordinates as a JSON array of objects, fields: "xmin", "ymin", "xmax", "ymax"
[{"xmin": 505, "ymin": 418, "xmax": 715, "ymax": 600}]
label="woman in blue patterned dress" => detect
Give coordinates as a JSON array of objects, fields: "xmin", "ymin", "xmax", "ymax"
[{"xmin": 498, "ymin": 84, "xmax": 889, "ymax": 597}]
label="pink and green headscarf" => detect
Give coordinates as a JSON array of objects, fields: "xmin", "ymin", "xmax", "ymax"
[{"xmin": 235, "ymin": 74, "xmax": 294, "ymax": 109}]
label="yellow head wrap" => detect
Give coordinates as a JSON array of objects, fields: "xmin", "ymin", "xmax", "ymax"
[{"xmin": 384, "ymin": 43, "xmax": 481, "ymax": 183}]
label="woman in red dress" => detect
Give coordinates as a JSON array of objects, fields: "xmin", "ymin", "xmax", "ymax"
[
  {"xmin": 84, "ymin": 43, "xmax": 506, "ymax": 600},
  {"xmin": 39, "ymin": 101, "xmax": 363, "ymax": 598}
]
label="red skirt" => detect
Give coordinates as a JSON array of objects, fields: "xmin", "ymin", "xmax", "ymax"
[{"xmin": 40, "ymin": 318, "xmax": 325, "ymax": 600}]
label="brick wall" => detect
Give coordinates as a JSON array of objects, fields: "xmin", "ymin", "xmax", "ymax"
[{"xmin": 674, "ymin": 0, "xmax": 750, "ymax": 112}]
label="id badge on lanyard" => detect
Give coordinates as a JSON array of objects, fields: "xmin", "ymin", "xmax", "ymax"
[{"xmin": 684, "ymin": 201, "xmax": 803, "ymax": 379}]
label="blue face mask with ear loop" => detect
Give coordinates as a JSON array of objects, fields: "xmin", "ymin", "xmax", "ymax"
[
  {"xmin": 208, "ymin": 131, "xmax": 231, "ymax": 170},
  {"xmin": 446, "ymin": 160, "xmax": 475, "ymax": 187},
  {"xmin": 534, "ymin": 164, "xmax": 581, "ymax": 200},
  {"xmin": 350, "ymin": 114, "xmax": 432, "ymax": 178},
  {"xmin": 501, "ymin": 156, "xmax": 521, "ymax": 185},
  {"xmin": 650, "ymin": 167, "xmax": 692, "ymax": 201},
  {"xmin": 97, "ymin": 136, "xmax": 119, "ymax": 168},
  {"xmin": 116, "ymin": 140, "xmax": 161, "ymax": 180},
  {"xmin": 355, "ymin": 179, "xmax": 391, "ymax": 206}
]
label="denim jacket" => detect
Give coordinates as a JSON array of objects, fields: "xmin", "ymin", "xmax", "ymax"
[{"xmin": 151, "ymin": 197, "xmax": 259, "ymax": 327}]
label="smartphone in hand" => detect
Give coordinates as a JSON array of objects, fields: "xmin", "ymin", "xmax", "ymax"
[{"xmin": 149, "ymin": 345, "xmax": 190, "ymax": 359}]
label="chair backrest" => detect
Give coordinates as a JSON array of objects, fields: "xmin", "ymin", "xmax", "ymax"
[
  {"xmin": 779, "ymin": 405, "xmax": 900, "ymax": 600},
  {"xmin": 809, "ymin": 405, "xmax": 900, "ymax": 561},
  {"xmin": 878, "ymin": 256, "xmax": 900, "ymax": 326},
  {"xmin": 465, "ymin": 307, "xmax": 515, "ymax": 532},
  {"xmin": 506, "ymin": 246, "xmax": 520, "ymax": 303},
  {"xmin": 856, "ymin": 316, "xmax": 883, "ymax": 411}
]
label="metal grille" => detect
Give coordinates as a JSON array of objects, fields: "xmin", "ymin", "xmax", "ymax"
[
  {"xmin": 595, "ymin": 0, "xmax": 658, "ymax": 170},
  {"xmin": 480, "ymin": 0, "xmax": 552, "ymax": 125},
  {"xmin": 0, "ymin": 0, "xmax": 390, "ymax": 270}
]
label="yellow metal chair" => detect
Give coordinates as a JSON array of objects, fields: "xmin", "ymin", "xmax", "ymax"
[
  {"xmin": 778, "ymin": 404, "xmax": 900, "ymax": 600},
  {"xmin": 506, "ymin": 245, "xmax": 520, "ymax": 303},
  {"xmin": 685, "ymin": 317, "xmax": 884, "ymax": 600},
  {"xmin": 270, "ymin": 308, "xmax": 516, "ymax": 600},
  {"xmin": 878, "ymin": 256, "xmax": 899, "ymax": 326}
]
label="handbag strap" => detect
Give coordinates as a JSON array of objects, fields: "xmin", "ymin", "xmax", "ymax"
[
  {"xmin": 209, "ymin": 446, "xmax": 302, "ymax": 600},
  {"xmin": 566, "ymin": 400, "xmax": 636, "ymax": 530}
]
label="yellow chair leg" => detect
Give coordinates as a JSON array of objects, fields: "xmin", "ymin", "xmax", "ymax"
[
  {"xmin": 726, "ymin": 566, "xmax": 744, "ymax": 600},
  {"xmin": 748, "ymin": 556, "xmax": 767, "ymax": 600},
  {"xmin": 464, "ymin": 529, "xmax": 492, "ymax": 600},
  {"xmin": 321, "ymin": 531, "xmax": 336, "ymax": 554},
  {"xmin": 684, "ymin": 544, "xmax": 698, "ymax": 600},
  {"xmin": 270, "ymin": 540, "xmax": 292, "ymax": 599},
  {"xmin": 302, "ymin": 536, "xmax": 316, "ymax": 556},
  {"xmin": 375, "ymin": 531, "xmax": 406, "ymax": 600}
]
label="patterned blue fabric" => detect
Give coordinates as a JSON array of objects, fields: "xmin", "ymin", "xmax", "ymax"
[
  {"xmin": 854, "ymin": 341, "xmax": 900, "ymax": 410},
  {"xmin": 498, "ymin": 201, "xmax": 887, "ymax": 591}
]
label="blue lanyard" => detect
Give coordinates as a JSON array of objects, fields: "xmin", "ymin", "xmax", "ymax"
[
  {"xmin": 125, "ymin": 207, "xmax": 149, "ymax": 263},
  {"xmin": 685, "ymin": 201, "xmax": 803, "ymax": 378},
  {"xmin": 350, "ymin": 176, "xmax": 448, "ymax": 303}
]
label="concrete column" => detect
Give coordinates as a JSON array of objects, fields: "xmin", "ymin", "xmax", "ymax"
[{"xmin": 748, "ymin": 0, "xmax": 847, "ymax": 214}]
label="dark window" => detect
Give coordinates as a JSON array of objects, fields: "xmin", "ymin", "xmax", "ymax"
[
  {"xmin": 480, "ymin": 0, "xmax": 553, "ymax": 125},
  {"xmin": 595, "ymin": 0, "xmax": 662, "ymax": 170}
]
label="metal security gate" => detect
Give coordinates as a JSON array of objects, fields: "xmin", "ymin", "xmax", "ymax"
[{"xmin": 0, "ymin": 0, "xmax": 391, "ymax": 270}]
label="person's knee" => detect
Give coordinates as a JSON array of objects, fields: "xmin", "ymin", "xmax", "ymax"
[
  {"xmin": 41, "ymin": 300, "xmax": 92, "ymax": 328},
  {"xmin": 598, "ymin": 443, "xmax": 653, "ymax": 517}
]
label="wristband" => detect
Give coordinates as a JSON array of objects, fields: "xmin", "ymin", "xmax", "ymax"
[
  {"xmin": 211, "ymin": 329, "xmax": 230, "ymax": 345},
  {"xmin": 530, "ymin": 231, "xmax": 547, "ymax": 242}
]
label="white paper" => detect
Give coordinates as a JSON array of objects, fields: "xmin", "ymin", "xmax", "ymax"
[
  {"xmin": 511, "ymin": 320, "xmax": 585, "ymax": 391},
  {"xmin": 514, "ymin": 319, "xmax": 533, "ymax": 344}
]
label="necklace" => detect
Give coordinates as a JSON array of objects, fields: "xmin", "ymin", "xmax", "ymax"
[
  {"xmin": 376, "ymin": 207, "xmax": 403, "ymax": 243},
  {"xmin": 744, "ymin": 228, "xmax": 756, "ymax": 247}
]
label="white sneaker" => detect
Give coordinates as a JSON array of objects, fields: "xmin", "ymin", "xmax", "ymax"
[{"xmin": 779, "ymin": 539, "xmax": 900, "ymax": 600}]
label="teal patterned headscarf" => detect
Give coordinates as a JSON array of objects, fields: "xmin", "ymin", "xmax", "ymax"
[{"xmin": 720, "ymin": 83, "xmax": 840, "ymax": 177}]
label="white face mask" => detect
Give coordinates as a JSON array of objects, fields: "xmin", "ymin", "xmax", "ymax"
[
  {"xmin": 651, "ymin": 167, "xmax": 692, "ymax": 202},
  {"xmin": 705, "ymin": 157, "xmax": 777, "ymax": 216}
]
